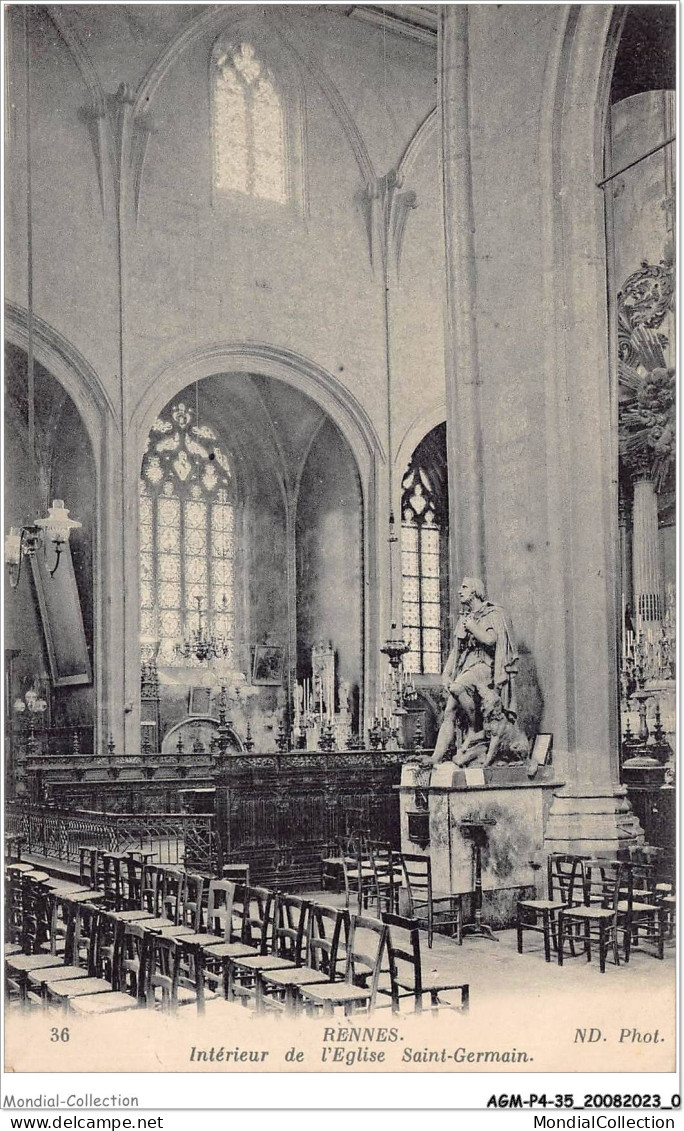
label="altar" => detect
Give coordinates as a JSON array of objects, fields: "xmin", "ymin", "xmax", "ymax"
[{"xmin": 399, "ymin": 760, "xmax": 564, "ymax": 927}]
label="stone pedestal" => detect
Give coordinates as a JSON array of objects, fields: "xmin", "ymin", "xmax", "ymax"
[{"xmin": 399, "ymin": 762, "xmax": 563, "ymax": 927}]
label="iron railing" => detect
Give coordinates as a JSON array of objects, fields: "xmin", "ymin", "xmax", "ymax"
[{"xmin": 5, "ymin": 802, "xmax": 215, "ymax": 869}]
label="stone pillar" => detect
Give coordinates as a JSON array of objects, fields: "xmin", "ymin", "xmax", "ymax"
[
  {"xmin": 497, "ymin": 7, "xmax": 643, "ymax": 856},
  {"xmin": 439, "ymin": 6, "xmax": 485, "ymax": 584},
  {"xmin": 632, "ymin": 475, "xmax": 662, "ymax": 624}
]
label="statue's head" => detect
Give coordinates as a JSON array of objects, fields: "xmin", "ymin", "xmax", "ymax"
[{"xmin": 459, "ymin": 576, "xmax": 486, "ymax": 605}]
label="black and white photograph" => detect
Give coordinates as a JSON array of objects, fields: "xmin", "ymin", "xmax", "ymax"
[{"xmin": 2, "ymin": 0, "xmax": 678, "ymax": 1112}]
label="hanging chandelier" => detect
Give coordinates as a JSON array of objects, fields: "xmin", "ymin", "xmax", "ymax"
[
  {"xmin": 5, "ymin": 500, "xmax": 81, "ymax": 589},
  {"xmin": 175, "ymin": 594, "xmax": 232, "ymax": 664}
]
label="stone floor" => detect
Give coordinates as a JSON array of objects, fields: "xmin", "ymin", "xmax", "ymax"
[
  {"xmin": 5, "ymin": 872, "xmax": 676, "ymax": 1074},
  {"xmin": 302, "ymin": 887, "xmax": 676, "ymax": 1006}
]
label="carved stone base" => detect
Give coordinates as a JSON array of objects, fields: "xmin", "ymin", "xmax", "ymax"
[{"xmin": 544, "ymin": 785, "xmax": 644, "ymax": 857}]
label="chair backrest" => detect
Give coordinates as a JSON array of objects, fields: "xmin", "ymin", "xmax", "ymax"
[
  {"xmin": 141, "ymin": 863, "xmax": 164, "ymax": 915},
  {"xmin": 401, "ymin": 853, "xmax": 432, "ymax": 915},
  {"xmin": 582, "ymin": 860, "xmax": 628, "ymax": 913},
  {"xmin": 118, "ymin": 921, "xmax": 147, "ymax": 997},
  {"xmin": 205, "ymin": 879, "xmax": 236, "ymax": 942},
  {"xmin": 307, "ymin": 904, "xmax": 349, "ymax": 978},
  {"xmin": 343, "ymin": 914, "xmax": 389, "ymax": 1007},
  {"xmin": 273, "ymin": 894, "xmax": 310, "ymax": 964},
  {"xmin": 161, "ymin": 867, "xmax": 186, "ymax": 923},
  {"xmin": 92, "ymin": 910, "xmax": 123, "ymax": 985},
  {"xmin": 145, "ymin": 934, "xmax": 181, "ymax": 1011},
  {"xmin": 122, "ymin": 856, "xmax": 144, "ymax": 907},
  {"xmin": 242, "ymin": 886, "xmax": 275, "ymax": 953},
  {"xmin": 182, "ymin": 872, "xmax": 206, "ymax": 931},
  {"xmin": 22, "ymin": 871, "xmax": 51, "ymax": 952},
  {"xmin": 101, "ymin": 853, "xmax": 125, "ymax": 908},
  {"xmin": 78, "ymin": 847, "xmax": 100, "ymax": 889},
  {"xmin": 383, "ymin": 912, "xmax": 422, "ymax": 1006},
  {"xmin": 547, "ymin": 854, "xmax": 585, "ymax": 904},
  {"xmin": 222, "ymin": 863, "xmax": 250, "ymax": 889},
  {"xmin": 64, "ymin": 901, "xmax": 100, "ymax": 973}
]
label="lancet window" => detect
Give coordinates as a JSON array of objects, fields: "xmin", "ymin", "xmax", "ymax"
[
  {"xmin": 140, "ymin": 401, "xmax": 236, "ymax": 666},
  {"xmin": 212, "ymin": 40, "xmax": 287, "ymax": 204},
  {"xmin": 400, "ymin": 426, "xmax": 449, "ymax": 676}
]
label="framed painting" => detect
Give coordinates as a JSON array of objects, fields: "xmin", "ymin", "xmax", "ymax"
[
  {"xmin": 252, "ymin": 644, "xmax": 284, "ymax": 685},
  {"xmin": 30, "ymin": 542, "xmax": 91, "ymax": 687}
]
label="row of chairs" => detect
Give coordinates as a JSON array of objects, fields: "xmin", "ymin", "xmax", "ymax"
[
  {"xmin": 322, "ymin": 838, "xmax": 463, "ymax": 947},
  {"xmin": 6, "ymin": 871, "xmax": 470, "ymax": 1019},
  {"xmin": 517, "ymin": 850, "xmax": 675, "ymax": 972}
]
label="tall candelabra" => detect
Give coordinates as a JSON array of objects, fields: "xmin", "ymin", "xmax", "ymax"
[{"xmin": 176, "ymin": 594, "xmax": 232, "ymax": 665}]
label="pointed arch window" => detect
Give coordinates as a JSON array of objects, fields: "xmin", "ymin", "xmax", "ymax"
[
  {"xmin": 140, "ymin": 401, "xmax": 236, "ymax": 666},
  {"xmin": 400, "ymin": 425, "xmax": 449, "ymax": 676},
  {"xmin": 212, "ymin": 40, "xmax": 287, "ymax": 204}
]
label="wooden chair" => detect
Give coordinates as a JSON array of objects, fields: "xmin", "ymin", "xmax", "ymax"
[
  {"xmin": 160, "ymin": 867, "xmax": 186, "ymax": 924},
  {"xmin": 140, "ymin": 862, "xmax": 165, "ymax": 915},
  {"xmin": 180, "ymin": 872, "xmax": 205, "ymax": 932},
  {"xmin": 558, "ymin": 860, "xmax": 628, "ymax": 973},
  {"xmin": 221, "ymin": 863, "xmax": 250, "ymax": 889},
  {"xmin": 19, "ymin": 871, "xmax": 52, "ymax": 956},
  {"xmin": 28, "ymin": 903, "xmax": 102, "ymax": 1005},
  {"xmin": 142, "ymin": 933, "xmax": 209, "ymax": 1014},
  {"xmin": 48, "ymin": 920, "xmax": 147, "ymax": 1011},
  {"xmin": 230, "ymin": 893, "xmax": 310, "ymax": 1007},
  {"xmin": 401, "ymin": 853, "xmax": 463, "ymax": 947},
  {"xmin": 382, "ymin": 913, "xmax": 469, "ymax": 1014},
  {"xmin": 6, "ymin": 887, "xmax": 91, "ymax": 1004},
  {"xmin": 158, "ymin": 880, "xmax": 237, "ymax": 995},
  {"xmin": 5, "ymin": 864, "xmax": 38, "ymax": 946},
  {"xmin": 517, "ymin": 853, "xmax": 585, "ymax": 961},
  {"xmin": 101, "ymin": 853, "xmax": 126, "ymax": 910},
  {"xmin": 203, "ymin": 885, "xmax": 275, "ymax": 998},
  {"xmin": 121, "ymin": 855, "xmax": 147, "ymax": 909},
  {"xmin": 320, "ymin": 842, "xmax": 345, "ymax": 893},
  {"xmin": 258, "ymin": 904, "xmax": 350, "ymax": 1015},
  {"xmin": 340, "ymin": 838, "xmax": 375, "ymax": 914},
  {"xmin": 296, "ymin": 914, "xmax": 389, "ymax": 1017},
  {"xmin": 369, "ymin": 841, "xmax": 403, "ymax": 915},
  {"xmin": 618, "ymin": 860, "xmax": 665, "ymax": 960},
  {"xmin": 68, "ymin": 920, "xmax": 149, "ymax": 1017},
  {"xmin": 78, "ymin": 847, "xmax": 101, "ymax": 890},
  {"xmin": 44, "ymin": 887, "xmax": 102, "ymax": 959}
]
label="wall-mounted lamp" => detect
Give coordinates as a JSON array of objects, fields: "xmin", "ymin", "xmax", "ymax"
[{"xmin": 5, "ymin": 499, "xmax": 81, "ymax": 589}]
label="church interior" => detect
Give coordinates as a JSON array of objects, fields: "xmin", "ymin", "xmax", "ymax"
[{"xmin": 3, "ymin": 4, "xmax": 677, "ymax": 1044}]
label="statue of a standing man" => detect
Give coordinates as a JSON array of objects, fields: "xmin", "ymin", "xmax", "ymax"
[{"xmin": 429, "ymin": 577, "xmax": 519, "ymax": 765}]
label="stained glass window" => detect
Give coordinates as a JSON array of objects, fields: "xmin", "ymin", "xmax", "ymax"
[
  {"xmin": 400, "ymin": 426, "xmax": 449, "ymax": 676},
  {"xmin": 140, "ymin": 400, "xmax": 236, "ymax": 666},
  {"xmin": 212, "ymin": 40, "xmax": 286, "ymax": 204}
]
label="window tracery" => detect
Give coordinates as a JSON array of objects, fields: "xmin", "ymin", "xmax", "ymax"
[
  {"xmin": 140, "ymin": 401, "xmax": 236, "ymax": 666},
  {"xmin": 212, "ymin": 40, "xmax": 287, "ymax": 204},
  {"xmin": 400, "ymin": 426, "xmax": 449, "ymax": 676}
]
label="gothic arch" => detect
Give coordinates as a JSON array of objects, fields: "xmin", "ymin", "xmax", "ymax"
[
  {"xmin": 395, "ymin": 400, "xmax": 446, "ymax": 501},
  {"xmin": 132, "ymin": 7, "xmax": 375, "ymax": 186},
  {"xmin": 129, "ymin": 342, "xmax": 385, "ymax": 484},
  {"xmin": 4, "ymin": 302, "xmax": 118, "ymax": 755},
  {"xmin": 5, "ymin": 302, "xmax": 115, "ymax": 457},
  {"xmin": 125, "ymin": 342, "xmax": 384, "ymax": 736}
]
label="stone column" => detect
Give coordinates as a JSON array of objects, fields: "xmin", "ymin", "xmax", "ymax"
[
  {"xmin": 523, "ymin": 7, "xmax": 642, "ymax": 854},
  {"xmin": 439, "ymin": 6, "xmax": 485, "ymax": 584},
  {"xmin": 632, "ymin": 474, "xmax": 662, "ymax": 625}
]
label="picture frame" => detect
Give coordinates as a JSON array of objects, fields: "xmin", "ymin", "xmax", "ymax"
[
  {"xmin": 252, "ymin": 643, "xmax": 285, "ymax": 685},
  {"xmin": 30, "ymin": 543, "xmax": 91, "ymax": 688},
  {"xmin": 188, "ymin": 686, "xmax": 212, "ymax": 716},
  {"xmin": 531, "ymin": 732, "xmax": 553, "ymax": 765}
]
